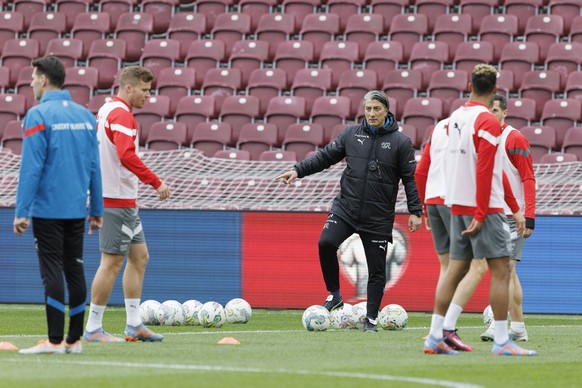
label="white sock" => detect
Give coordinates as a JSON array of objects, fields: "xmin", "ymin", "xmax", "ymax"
[
  {"xmin": 85, "ymin": 304, "xmax": 106, "ymax": 332},
  {"xmin": 429, "ymin": 314, "xmax": 445, "ymax": 340},
  {"xmin": 443, "ymin": 303, "xmax": 463, "ymax": 331},
  {"xmin": 494, "ymin": 320, "xmax": 509, "ymax": 344},
  {"xmin": 125, "ymin": 298, "xmax": 142, "ymax": 326},
  {"xmin": 510, "ymin": 321, "xmax": 526, "ymax": 333}
]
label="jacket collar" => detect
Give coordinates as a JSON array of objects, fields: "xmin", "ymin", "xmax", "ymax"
[{"xmin": 40, "ymin": 90, "xmax": 73, "ymax": 103}]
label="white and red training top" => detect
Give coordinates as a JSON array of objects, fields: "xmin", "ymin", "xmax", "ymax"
[
  {"xmin": 415, "ymin": 118, "xmax": 449, "ymax": 208},
  {"xmin": 445, "ymin": 101, "xmax": 506, "ymax": 222},
  {"xmin": 97, "ymin": 97, "xmax": 161, "ymax": 208}
]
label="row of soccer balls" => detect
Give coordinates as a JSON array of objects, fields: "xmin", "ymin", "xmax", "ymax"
[
  {"xmin": 140, "ymin": 298, "xmax": 252, "ymax": 327},
  {"xmin": 302, "ymin": 303, "xmax": 409, "ymax": 331}
]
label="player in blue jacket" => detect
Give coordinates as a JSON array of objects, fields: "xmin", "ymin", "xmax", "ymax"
[{"xmin": 14, "ymin": 56, "xmax": 103, "ymax": 355}]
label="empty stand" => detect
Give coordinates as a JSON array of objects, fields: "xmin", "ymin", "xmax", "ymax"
[
  {"xmin": 167, "ymin": 13, "xmax": 207, "ymax": 59},
  {"xmin": 156, "ymin": 67, "xmax": 197, "ymax": 116},
  {"xmin": 524, "ymin": 15, "xmax": 564, "ymax": 61},
  {"xmin": 55, "ymin": 0, "xmax": 92, "ymax": 30},
  {"xmin": 140, "ymin": 39, "xmax": 181, "ymax": 87},
  {"xmin": 45, "ymin": 38, "xmax": 83, "ymax": 68},
  {"xmin": 541, "ymin": 99, "xmax": 582, "ymax": 149},
  {"xmin": 545, "ymin": 42, "xmax": 582, "ymax": 89},
  {"xmin": 282, "ymin": 0, "xmax": 321, "ymax": 30},
  {"xmin": 319, "ymin": 41, "xmax": 359, "ymax": 89},
  {"xmin": 239, "ymin": 0, "xmax": 278, "ymax": 31},
  {"xmin": 191, "ymin": 121, "xmax": 232, "ymax": 155},
  {"xmin": 338, "ymin": 69, "xmax": 378, "ymax": 118},
  {"xmin": 265, "ymin": 96, "xmax": 307, "ymax": 144},
  {"xmin": 299, "ymin": 13, "xmax": 340, "ymax": 61},
  {"xmin": 327, "ymin": 0, "xmax": 366, "ymax": 31},
  {"xmin": 382, "ymin": 69, "xmax": 423, "ymax": 117},
  {"xmin": 427, "ymin": 69, "xmax": 468, "ymax": 116},
  {"xmin": 219, "ymin": 95, "xmax": 260, "ymax": 144},
  {"xmin": 453, "ymin": 41, "xmax": 495, "ymax": 74},
  {"xmin": 370, "ymin": 0, "xmax": 408, "ymax": 31},
  {"xmin": 496, "ymin": 69, "xmax": 515, "ymax": 95},
  {"xmin": 247, "ymin": 68, "xmax": 287, "ymax": 116},
  {"xmin": 344, "ymin": 13, "xmax": 384, "ymax": 61},
  {"xmin": 259, "ymin": 150, "xmax": 297, "ymax": 161},
  {"xmin": 520, "ymin": 126, "xmax": 557, "ymax": 163},
  {"xmin": 402, "ymin": 97, "xmax": 443, "ymax": 135},
  {"xmin": 211, "ymin": 13, "xmax": 252, "ymax": 57},
  {"xmin": 28, "ymin": 11, "xmax": 67, "ymax": 55},
  {"xmin": 363, "ymin": 41, "xmax": 404, "ymax": 88},
  {"xmin": 389, "ymin": 14, "xmax": 429, "ymax": 61},
  {"xmin": 415, "ymin": 0, "xmax": 454, "ymax": 32},
  {"xmin": 142, "ymin": 0, "xmax": 180, "ymax": 34},
  {"xmin": 14, "ymin": 0, "xmax": 51, "ymax": 30},
  {"xmin": 0, "ymin": 67, "xmax": 9, "ymax": 93},
  {"xmin": 229, "ymin": 40, "xmax": 270, "ymax": 86},
  {"xmin": 291, "ymin": 68, "xmax": 333, "ymax": 116},
  {"xmin": 146, "ymin": 121, "xmax": 187, "ymax": 151},
  {"xmin": 237, "ymin": 122, "xmax": 278, "ymax": 160},
  {"xmin": 539, "ymin": 152, "xmax": 578, "ymax": 163},
  {"xmin": 565, "ymin": 71, "xmax": 582, "ymax": 101},
  {"xmin": 520, "ymin": 70, "xmax": 561, "ymax": 118},
  {"xmin": 274, "ymin": 40, "xmax": 315, "ymax": 88},
  {"xmin": 504, "ymin": 0, "xmax": 544, "ymax": 35},
  {"xmin": 71, "ymin": 12, "xmax": 111, "ymax": 58},
  {"xmin": 256, "ymin": 13, "xmax": 296, "ymax": 60},
  {"xmin": 0, "ymin": 12, "xmax": 25, "ymax": 57},
  {"xmin": 478, "ymin": 14, "xmax": 518, "ymax": 62},
  {"xmin": 63, "ymin": 66, "xmax": 99, "ymax": 106},
  {"xmin": 0, "ymin": 94, "xmax": 26, "ymax": 139},
  {"xmin": 14, "ymin": 66, "xmax": 35, "ymax": 110},
  {"xmin": 409, "ymin": 41, "xmax": 450, "ymax": 90},
  {"xmin": 1, "ymin": 39, "xmax": 39, "ymax": 85},
  {"xmin": 505, "ymin": 98, "xmax": 537, "ymax": 129},
  {"xmin": 114, "ymin": 12, "xmax": 154, "ymax": 62},
  {"xmin": 549, "ymin": 0, "xmax": 581, "ymax": 34},
  {"xmin": 0, "ymin": 118, "xmax": 23, "ymax": 155},
  {"xmin": 433, "ymin": 13, "xmax": 473, "ymax": 60},
  {"xmin": 201, "ymin": 67, "xmax": 242, "ymax": 107},
  {"xmin": 87, "ymin": 39, "xmax": 126, "ymax": 90},
  {"xmin": 310, "ymin": 96, "xmax": 351, "ymax": 144},
  {"xmin": 87, "ymin": 94, "xmax": 113, "ymax": 114},
  {"xmin": 175, "ymin": 95, "xmax": 217, "ymax": 142},
  {"xmin": 214, "ymin": 148, "xmax": 251, "ymax": 160},
  {"xmin": 195, "ymin": 0, "xmax": 234, "ymax": 30},
  {"xmin": 398, "ymin": 124, "xmax": 420, "ymax": 149},
  {"xmin": 499, "ymin": 42, "xmax": 540, "ymax": 91},
  {"xmin": 283, "ymin": 123, "xmax": 324, "ymax": 160},
  {"xmin": 458, "ymin": 0, "xmax": 497, "ymax": 27},
  {"xmin": 562, "ymin": 126, "xmax": 582, "ymax": 160},
  {"xmin": 185, "ymin": 39, "xmax": 226, "ymax": 88},
  {"xmin": 133, "ymin": 95, "xmax": 171, "ymax": 146},
  {"xmin": 100, "ymin": 0, "xmax": 137, "ymax": 30}
]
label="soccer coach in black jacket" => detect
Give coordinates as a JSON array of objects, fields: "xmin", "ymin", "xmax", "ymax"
[{"xmin": 277, "ymin": 90, "xmax": 423, "ymax": 331}]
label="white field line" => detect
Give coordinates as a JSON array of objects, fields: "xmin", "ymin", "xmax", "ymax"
[{"xmin": 1, "ymin": 358, "xmax": 484, "ymax": 388}]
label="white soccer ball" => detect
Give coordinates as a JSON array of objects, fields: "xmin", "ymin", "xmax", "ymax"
[
  {"xmin": 182, "ymin": 300, "xmax": 203, "ymax": 325},
  {"xmin": 330, "ymin": 303, "xmax": 357, "ymax": 330},
  {"xmin": 483, "ymin": 305, "xmax": 511, "ymax": 327},
  {"xmin": 156, "ymin": 300, "xmax": 186, "ymax": 326},
  {"xmin": 351, "ymin": 302, "xmax": 367, "ymax": 330},
  {"xmin": 198, "ymin": 301, "xmax": 226, "ymax": 328},
  {"xmin": 302, "ymin": 305, "xmax": 331, "ymax": 331},
  {"xmin": 378, "ymin": 304, "xmax": 408, "ymax": 330},
  {"xmin": 225, "ymin": 298, "xmax": 252, "ymax": 324},
  {"xmin": 140, "ymin": 300, "xmax": 161, "ymax": 325}
]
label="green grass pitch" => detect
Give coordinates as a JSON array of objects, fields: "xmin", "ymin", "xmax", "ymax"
[{"xmin": 0, "ymin": 304, "xmax": 581, "ymax": 387}]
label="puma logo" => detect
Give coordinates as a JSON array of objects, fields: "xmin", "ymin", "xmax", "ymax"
[
  {"xmin": 357, "ymin": 138, "xmax": 365, "ymax": 145},
  {"xmin": 379, "ymin": 245, "xmax": 386, "ymax": 252}
]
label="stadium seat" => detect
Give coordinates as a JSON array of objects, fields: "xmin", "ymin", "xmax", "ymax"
[
  {"xmin": 409, "ymin": 41, "xmax": 450, "ymax": 90},
  {"xmin": 63, "ymin": 66, "xmax": 99, "ymax": 107},
  {"xmin": 219, "ymin": 95, "xmax": 260, "ymax": 144},
  {"xmin": 1, "ymin": 39, "xmax": 39, "ymax": 85},
  {"xmin": 14, "ymin": 0, "xmax": 50, "ymax": 30},
  {"xmin": 140, "ymin": 39, "xmax": 181, "ymax": 88},
  {"xmin": 541, "ymin": 99, "xmax": 582, "ymax": 149},
  {"xmin": 329, "ymin": 123, "xmax": 350, "ymax": 142},
  {"xmin": 327, "ymin": 0, "xmax": 366, "ymax": 31},
  {"xmin": 344, "ymin": 13, "xmax": 384, "ymax": 61},
  {"xmin": 237, "ymin": 122, "xmax": 278, "ymax": 160},
  {"xmin": 87, "ymin": 39, "xmax": 126, "ymax": 90},
  {"xmin": 283, "ymin": 123, "xmax": 324, "ymax": 160},
  {"xmin": 562, "ymin": 126, "xmax": 582, "ymax": 160},
  {"xmin": 415, "ymin": 0, "xmax": 454, "ymax": 32},
  {"xmin": 45, "ymin": 38, "xmax": 83, "ymax": 68},
  {"xmin": 211, "ymin": 13, "xmax": 252, "ymax": 57},
  {"xmin": 565, "ymin": 71, "xmax": 582, "ymax": 101},
  {"xmin": 458, "ymin": 0, "xmax": 497, "ymax": 28},
  {"xmin": 402, "ymin": 97, "xmax": 443, "ymax": 135},
  {"xmin": 549, "ymin": 0, "xmax": 581, "ymax": 34},
  {"xmin": 363, "ymin": 41, "xmax": 404, "ymax": 88},
  {"xmin": 369, "ymin": 0, "xmax": 407, "ymax": 31},
  {"xmin": 0, "ymin": 118, "xmax": 23, "ymax": 155},
  {"xmin": 0, "ymin": 67, "xmax": 9, "ymax": 93},
  {"xmin": 239, "ymin": 0, "xmax": 278, "ymax": 31},
  {"xmin": 71, "ymin": 12, "xmax": 111, "ymax": 58},
  {"xmin": 539, "ymin": 152, "xmax": 578, "ymax": 163},
  {"xmin": 185, "ymin": 39, "xmax": 226, "ymax": 88},
  {"xmin": 496, "ymin": 69, "xmax": 515, "ymax": 95},
  {"xmin": 196, "ymin": 0, "xmax": 234, "ymax": 30},
  {"xmin": 175, "ymin": 95, "xmax": 217, "ymax": 142},
  {"xmin": 499, "ymin": 42, "xmax": 540, "ymax": 91},
  {"xmin": 190, "ymin": 121, "xmax": 232, "ymax": 155},
  {"xmin": 229, "ymin": 40, "xmax": 270, "ymax": 86},
  {"xmin": 381, "ymin": 69, "xmax": 423, "ymax": 117},
  {"xmin": 265, "ymin": 96, "xmax": 307, "ymax": 144},
  {"xmin": 141, "ymin": 0, "xmax": 180, "ymax": 34},
  {"xmin": 453, "ymin": 41, "xmax": 494, "ymax": 74},
  {"xmin": 247, "ymin": 68, "xmax": 287, "ymax": 116},
  {"xmin": 156, "ymin": 67, "xmax": 197, "ymax": 116},
  {"xmin": 398, "ymin": 124, "xmax": 420, "ymax": 149},
  {"xmin": 433, "ymin": 13, "xmax": 473, "ymax": 60},
  {"xmin": 505, "ymin": 98, "xmax": 537, "ymax": 129},
  {"xmin": 259, "ymin": 150, "xmax": 297, "ymax": 161},
  {"xmin": 0, "ymin": 94, "xmax": 26, "ymax": 140},
  {"xmin": 389, "ymin": 14, "xmax": 429, "ymax": 61},
  {"xmin": 256, "ymin": 13, "xmax": 296, "ymax": 61},
  {"xmin": 167, "ymin": 13, "xmax": 207, "ymax": 60},
  {"xmin": 520, "ymin": 126, "xmax": 557, "ymax": 163},
  {"xmin": 319, "ymin": 41, "xmax": 359, "ymax": 89},
  {"xmin": 291, "ymin": 68, "xmax": 333, "ymax": 116},
  {"xmin": 274, "ymin": 40, "xmax": 314, "ymax": 88},
  {"xmin": 14, "ymin": 66, "xmax": 35, "ymax": 110},
  {"xmin": 146, "ymin": 121, "xmax": 187, "ymax": 151},
  {"xmin": 114, "ymin": 12, "xmax": 154, "ymax": 63},
  {"xmin": 299, "ymin": 13, "xmax": 340, "ymax": 61},
  {"xmin": 133, "ymin": 95, "xmax": 171, "ymax": 146},
  {"xmin": 214, "ymin": 148, "xmax": 251, "ymax": 160},
  {"xmin": 524, "ymin": 15, "xmax": 564, "ymax": 61},
  {"xmin": 427, "ymin": 69, "xmax": 469, "ymax": 116},
  {"xmin": 55, "ymin": 0, "xmax": 92, "ymax": 31},
  {"xmin": 27, "ymin": 12, "xmax": 67, "ymax": 55},
  {"xmin": 310, "ymin": 96, "xmax": 351, "ymax": 144},
  {"xmin": 0, "ymin": 12, "xmax": 25, "ymax": 58},
  {"xmin": 478, "ymin": 14, "xmax": 518, "ymax": 62},
  {"xmin": 519, "ymin": 70, "xmax": 561, "ymax": 118},
  {"xmin": 449, "ymin": 97, "xmax": 467, "ymax": 115},
  {"xmin": 545, "ymin": 42, "xmax": 582, "ymax": 89},
  {"xmin": 87, "ymin": 94, "xmax": 113, "ymax": 114},
  {"xmin": 100, "ymin": 0, "xmax": 138, "ymax": 29},
  {"xmin": 282, "ymin": 0, "xmax": 321, "ymax": 30},
  {"xmin": 504, "ymin": 0, "xmax": 544, "ymax": 35},
  {"xmin": 338, "ymin": 69, "xmax": 378, "ymax": 119},
  {"xmin": 201, "ymin": 68, "xmax": 242, "ymax": 107}
]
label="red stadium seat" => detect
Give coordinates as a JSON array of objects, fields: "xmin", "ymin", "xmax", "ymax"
[
  {"xmin": 156, "ymin": 67, "xmax": 197, "ymax": 116},
  {"xmin": 549, "ymin": 0, "xmax": 581, "ymax": 34},
  {"xmin": 1, "ymin": 39, "xmax": 39, "ymax": 85},
  {"xmin": 541, "ymin": 99, "xmax": 582, "ymax": 149},
  {"xmin": 291, "ymin": 68, "xmax": 333, "ymax": 116},
  {"xmin": 453, "ymin": 41, "xmax": 495, "ymax": 74},
  {"xmin": 0, "ymin": 12, "xmax": 25, "ymax": 57},
  {"xmin": 14, "ymin": 0, "xmax": 50, "ymax": 30},
  {"xmin": 433, "ymin": 13, "xmax": 473, "ymax": 59},
  {"xmin": 0, "ymin": 66, "xmax": 9, "ymax": 93},
  {"xmin": 415, "ymin": 0, "xmax": 454, "ymax": 32},
  {"xmin": 409, "ymin": 41, "xmax": 450, "ymax": 89},
  {"xmin": 398, "ymin": 124, "xmax": 420, "ymax": 149},
  {"xmin": 524, "ymin": 15, "xmax": 564, "ymax": 61},
  {"xmin": 55, "ymin": 0, "xmax": 92, "ymax": 30},
  {"xmin": 299, "ymin": 13, "xmax": 340, "ymax": 61},
  {"xmin": 100, "ymin": 0, "xmax": 137, "ymax": 30},
  {"xmin": 256, "ymin": 13, "xmax": 296, "ymax": 61},
  {"xmin": 282, "ymin": 0, "xmax": 321, "ymax": 30},
  {"xmin": 344, "ymin": 13, "xmax": 384, "ymax": 61},
  {"xmin": 539, "ymin": 152, "xmax": 578, "ymax": 163},
  {"xmin": 141, "ymin": 0, "xmax": 180, "ymax": 34},
  {"xmin": 114, "ymin": 12, "xmax": 154, "ymax": 62},
  {"xmin": 211, "ymin": 13, "xmax": 252, "ymax": 57},
  {"xmin": 427, "ymin": 69, "xmax": 469, "ymax": 116},
  {"xmin": 478, "ymin": 14, "xmax": 518, "ymax": 62},
  {"xmin": 87, "ymin": 39, "xmax": 126, "ymax": 90},
  {"xmin": 338, "ymin": 69, "xmax": 378, "ymax": 119},
  {"xmin": 327, "ymin": 0, "xmax": 366, "ymax": 31},
  {"xmin": 133, "ymin": 95, "xmax": 172, "ymax": 146},
  {"xmin": 402, "ymin": 97, "xmax": 443, "ymax": 135},
  {"xmin": 190, "ymin": 121, "xmax": 232, "ymax": 155},
  {"xmin": 14, "ymin": 66, "xmax": 36, "ymax": 110},
  {"xmin": 214, "ymin": 148, "xmax": 251, "ymax": 160},
  {"xmin": 381, "ymin": 69, "xmax": 423, "ymax": 117},
  {"xmin": 363, "ymin": 41, "xmax": 404, "ymax": 88},
  {"xmin": 146, "ymin": 121, "xmax": 187, "ymax": 151},
  {"xmin": 167, "ymin": 13, "xmax": 207, "ymax": 60},
  {"xmin": 370, "ymin": 0, "xmax": 408, "ymax": 31},
  {"xmin": 239, "ymin": 0, "xmax": 278, "ymax": 31},
  {"xmin": 247, "ymin": 68, "xmax": 287, "ymax": 116},
  {"xmin": 458, "ymin": 0, "xmax": 497, "ymax": 28},
  {"xmin": 63, "ymin": 66, "xmax": 99, "ymax": 106},
  {"xmin": 565, "ymin": 71, "xmax": 582, "ymax": 102},
  {"xmin": 265, "ymin": 96, "xmax": 307, "ymax": 144},
  {"xmin": 499, "ymin": 42, "xmax": 540, "ymax": 90},
  {"xmin": 175, "ymin": 96, "xmax": 217, "ymax": 142},
  {"xmin": 201, "ymin": 68, "xmax": 242, "ymax": 107},
  {"xmin": 140, "ymin": 39, "xmax": 181, "ymax": 88},
  {"xmin": 329, "ymin": 123, "xmax": 350, "ymax": 143},
  {"xmin": 389, "ymin": 14, "xmax": 429, "ymax": 61},
  {"xmin": 71, "ymin": 12, "xmax": 111, "ymax": 58},
  {"xmin": 87, "ymin": 94, "xmax": 113, "ymax": 114},
  {"xmin": 45, "ymin": 38, "xmax": 84, "ymax": 68},
  {"xmin": 310, "ymin": 96, "xmax": 351, "ymax": 144},
  {"xmin": 496, "ymin": 69, "xmax": 515, "ymax": 95},
  {"xmin": 319, "ymin": 41, "xmax": 359, "ymax": 89},
  {"xmin": 504, "ymin": 0, "xmax": 544, "ymax": 35},
  {"xmin": 520, "ymin": 126, "xmax": 557, "ymax": 163},
  {"xmin": 0, "ymin": 118, "xmax": 23, "ymax": 155},
  {"xmin": 274, "ymin": 40, "xmax": 314, "ymax": 88},
  {"xmin": 195, "ymin": 0, "xmax": 234, "ymax": 30},
  {"xmin": 0, "ymin": 94, "xmax": 26, "ymax": 137},
  {"xmin": 185, "ymin": 39, "xmax": 226, "ymax": 88},
  {"xmin": 219, "ymin": 95, "xmax": 261, "ymax": 144},
  {"xmin": 545, "ymin": 42, "xmax": 582, "ymax": 89},
  {"xmin": 283, "ymin": 123, "xmax": 324, "ymax": 160},
  {"xmin": 259, "ymin": 150, "xmax": 297, "ymax": 161},
  {"xmin": 229, "ymin": 40, "xmax": 270, "ymax": 86},
  {"xmin": 519, "ymin": 70, "xmax": 561, "ymax": 118},
  {"xmin": 505, "ymin": 98, "xmax": 537, "ymax": 129},
  {"xmin": 562, "ymin": 126, "xmax": 582, "ymax": 160},
  {"xmin": 237, "ymin": 122, "xmax": 278, "ymax": 160},
  {"xmin": 28, "ymin": 11, "xmax": 67, "ymax": 55}
]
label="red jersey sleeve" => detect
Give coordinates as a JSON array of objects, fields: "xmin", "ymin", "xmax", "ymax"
[
  {"xmin": 505, "ymin": 130, "xmax": 536, "ymax": 220},
  {"xmin": 414, "ymin": 131, "xmax": 433, "ymax": 208}
]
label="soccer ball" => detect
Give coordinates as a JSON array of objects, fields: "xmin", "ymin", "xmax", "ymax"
[
  {"xmin": 483, "ymin": 305, "xmax": 511, "ymax": 327},
  {"xmin": 140, "ymin": 300, "xmax": 161, "ymax": 325},
  {"xmin": 378, "ymin": 304, "xmax": 408, "ymax": 330},
  {"xmin": 182, "ymin": 300, "xmax": 203, "ymax": 325},
  {"xmin": 225, "ymin": 298, "xmax": 252, "ymax": 324},
  {"xmin": 156, "ymin": 300, "xmax": 186, "ymax": 326},
  {"xmin": 198, "ymin": 301, "xmax": 226, "ymax": 328},
  {"xmin": 302, "ymin": 305, "xmax": 331, "ymax": 331},
  {"xmin": 330, "ymin": 303, "xmax": 357, "ymax": 330},
  {"xmin": 351, "ymin": 302, "xmax": 367, "ymax": 330}
]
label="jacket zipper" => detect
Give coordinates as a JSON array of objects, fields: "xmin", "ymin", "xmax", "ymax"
[{"xmin": 357, "ymin": 135, "xmax": 376, "ymax": 223}]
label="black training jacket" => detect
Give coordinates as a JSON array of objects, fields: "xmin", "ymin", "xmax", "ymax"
[{"xmin": 294, "ymin": 114, "xmax": 422, "ymax": 240}]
